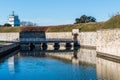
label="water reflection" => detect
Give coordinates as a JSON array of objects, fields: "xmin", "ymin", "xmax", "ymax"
[
  {"xmin": 97, "ymin": 56, "xmax": 120, "ymax": 80},
  {"xmin": 77, "ymin": 47, "xmax": 96, "ymax": 65},
  {"xmin": 0, "ymin": 49, "xmax": 97, "ymax": 80},
  {"xmin": 0, "ymin": 47, "xmax": 119, "ymax": 80},
  {"xmin": 8, "ymin": 56, "xmax": 15, "ymax": 74}
]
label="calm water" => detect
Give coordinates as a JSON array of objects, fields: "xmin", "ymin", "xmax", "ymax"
[
  {"xmin": 0, "ymin": 50, "xmax": 97, "ymax": 80},
  {"xmin": 0, "ymin": 48, "xmax": 119, "ymax": 80}
]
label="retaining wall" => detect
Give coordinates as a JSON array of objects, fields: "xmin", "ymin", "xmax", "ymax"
[
  {"xmin": 97, "ymin": 29, "xmax": 120, "ymax": 57},
  {"xmin": 78, "ymin": 32, "xmax": 96, "ymax": 47},
  {"xmin": 0, "ymin": 32, "xmax": 96, "ymax": 48},
  {"xmin": 0, "ymin": 29, "xmax": 120, "ymax": 59},
  {"xmin": 0, "ymin": 33, "xmax": 19, "ymax": 41},
  {"xmin": 46, "ymin": 32, "xmax": 72, "ymax": 39}
]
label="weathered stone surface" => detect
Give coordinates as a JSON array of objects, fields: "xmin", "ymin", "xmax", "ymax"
[
  {"xmin": 46, "ymin": 32, "xmax": 72, "ymax": 39},
  {"xmin": 72, "ymin": 29, "xmax": 79, "ymax": 34},
  {"xmin": 97, "ymin": 57, "xmax": 120, "ymax": 80},
  {"xmin": 97, "ymin": 29, "xmax": 120, "ymax": 57},
  {"xmin": 0, "ymin": 33, "xmax": 19, "ymax": 41},
  {"xmin": 78, "ymin": 32, "xmax": 96, "ymax": 47}
]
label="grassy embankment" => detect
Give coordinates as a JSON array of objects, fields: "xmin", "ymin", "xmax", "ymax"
[{"xmin": 0, "ymin": 14, "xmax": 120, "ymax": 32}]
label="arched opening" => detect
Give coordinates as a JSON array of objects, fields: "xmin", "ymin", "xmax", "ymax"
[
  {"xmin": 54, "ymin": 43, "xmax": 60, "ymax": 50},
  {"xmin": 29, "ymin": 43, "xmax": 35, "ymax": 51},
  {"xmin": 65, "ymin": 43, "xmax": 72, "ymax": 50},
  {"xmin": 42, "ymin": 43, "xmax": 48, "ymax": 50}
]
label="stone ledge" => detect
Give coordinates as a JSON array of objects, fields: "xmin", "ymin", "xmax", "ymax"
[
  {"xmin": 97, "ymin": 52, "xmax": 120, "ymax": 63},
  {"xmin": 80, "ymin": 45, "xmax": 96, "ymax": 50},
  {"xmin": 0, "ymin": 43, "xmax": 19, "ymax": 57}
]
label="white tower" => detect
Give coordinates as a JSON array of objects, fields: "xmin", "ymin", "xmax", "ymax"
[{"xmin": 8, "ymin": 11, "xmax": 20, "ymax": 27}]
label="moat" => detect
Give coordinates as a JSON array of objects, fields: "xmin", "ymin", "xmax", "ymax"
[{"xmin": 0, "ymin": 47, "xmax": 119, "ymax": 80}]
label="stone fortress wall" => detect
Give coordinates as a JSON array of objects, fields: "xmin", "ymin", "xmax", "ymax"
[{"xmin": 0, "ymin": 29, "xmax": 119, "ymax": 61}]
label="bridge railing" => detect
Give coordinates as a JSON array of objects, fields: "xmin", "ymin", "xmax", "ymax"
[
  {"xmin": 0, "ymin": 38, "xmax": 75, "ymax": 43},
  {"xmin": 20, "ymin": 38, "xmax": 74, "ymax": 43}
]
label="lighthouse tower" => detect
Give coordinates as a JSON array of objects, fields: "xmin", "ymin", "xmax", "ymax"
[{"xmin": 8, "ymin": 11, "xmax": 20, "ymax": 27}]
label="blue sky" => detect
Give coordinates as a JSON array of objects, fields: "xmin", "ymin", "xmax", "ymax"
[{"xmin": 0, "ymin": 0, "xmax": 120, "ymax": 26}]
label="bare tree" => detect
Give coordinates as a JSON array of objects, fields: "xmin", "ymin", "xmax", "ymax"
[{"xmin": 21, "ymin": 21, "xmax": 37, "ymax": 26}]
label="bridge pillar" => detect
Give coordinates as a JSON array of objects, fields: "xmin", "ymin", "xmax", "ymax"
[
  {"xmin": 74, "ymin": 41, "xmax": 80, "ymax": 47},
  {"xmin": 65, "ymin": 43, "xmax": 72, "ymax": 50},
  {"xmin": 72, "ymin": 29, "xmax": 80, "ymax": 48},
  {"xmin": 72, "ymin": 49, "xmax": 79, "ymax": 64},
  {"xmin": 54, "ymin": 43, "xmax": 60, "ymax": 50},
  {"xmin": 72, "ymin": 57, "xmax": 79, "ymax": 64},
  {"xmin": 42, "ymin": 43, "xmax": 48, "ymax": 50}
]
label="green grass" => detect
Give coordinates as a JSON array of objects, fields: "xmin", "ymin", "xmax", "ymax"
[
  {"xmin": 76, "ymin": 22, "xmax": 104, "ymax": 32},
  {"xmin": 102, "ymin": 14, "xmax": 120, "ymax": 29},
  {"xmin": 0, "ymin": 27, "xmax": 20, "ymax": 32},
  {"xmin": 0, "ymin": 14, "xmax": 120, "ymax": 32}
]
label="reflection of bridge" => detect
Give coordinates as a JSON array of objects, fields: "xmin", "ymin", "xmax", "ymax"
[
  {"xmin": 19, "ymin": 49, "xmax": 75, "ymax": 57},
  {"xmin": 0, "ymin": 40, "xmax": 19, "ymax": 43},
  {"xmin": 20, "ymin": 49, "xmax": 74, "ymax": 54}
]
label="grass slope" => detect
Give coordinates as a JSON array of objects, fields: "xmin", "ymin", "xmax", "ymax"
[{"xmin": 0, "ymin": 14, "xmax": 120, "ymax": 32}]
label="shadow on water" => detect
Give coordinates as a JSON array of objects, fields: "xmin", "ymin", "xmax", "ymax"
[
  {"xmin": 0, "ymin": 50, "xmax": 19, "ymax": 63},
  {"xmin": 0, "ymin": 50, "xmax": 20, "ymax": 74}
]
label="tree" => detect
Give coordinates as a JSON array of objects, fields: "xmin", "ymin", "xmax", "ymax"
[
  {"xmin": 3, "ymin": 23, "xmax": 11, "ymax": 27},
  {"xmin": 75, "ymin": 15, "xmax": 96, "ymax": 24},
  {"xmin": 87, "ymin": 16, "xmax": 96, "ymax": 22},
  {"xmin": 21, "ymin": 21, "xmax": 37, "ymax": 26}
]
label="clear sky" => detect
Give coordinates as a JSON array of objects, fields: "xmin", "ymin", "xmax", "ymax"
[{"xmin": 0, "ymin": 0, "xmax": 120, "ymax": 26}]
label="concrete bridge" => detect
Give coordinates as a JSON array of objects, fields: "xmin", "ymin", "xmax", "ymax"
[
  {"xmin": 20, "ymin": 38, "xmax": 74, "ymax": 43},
  {"xmin": 20, "ymin": 29, "xmax": 80, "ymax": 51},
  {"xmin": 20, "ymin": 38, "xmax": 80, "ymax": 51},
  {"xmin": 0, "ymin": 38, "xmax": 80, "ymax": 51},
  {"xmin": 0, "ymin": 29, "xmax": 80, "ymax": 51}
]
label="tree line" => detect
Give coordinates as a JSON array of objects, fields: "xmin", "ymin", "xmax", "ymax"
[
  {"xmin": 75, "ymin": 15, "xmax": 96, "ymax": 24},
  {"xmin": 0, "ymin": 14, "xmax": 96, "ymax": 27}
]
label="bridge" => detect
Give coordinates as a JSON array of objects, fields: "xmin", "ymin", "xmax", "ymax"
[
  {"xmin": 0, "ymin": 38, "xmax": 74, "ymax": 43},
  {"xmin": 20, "ymin": 38, "xmax": 80, "ymax": 51},
  {"xmin": 0, "ymin": 38, "xmax": 80, "ymax": 51},
  {"xmin": 0, "ymin": 29, "xmax": 80, "ymax": 51},
  {"xmin": 20, "ymin": 38, "xmax": 74, "ymax": 43},
  {"xmin": 0, "ymin": 39, "xmax": 75, "ymax": 43}
]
